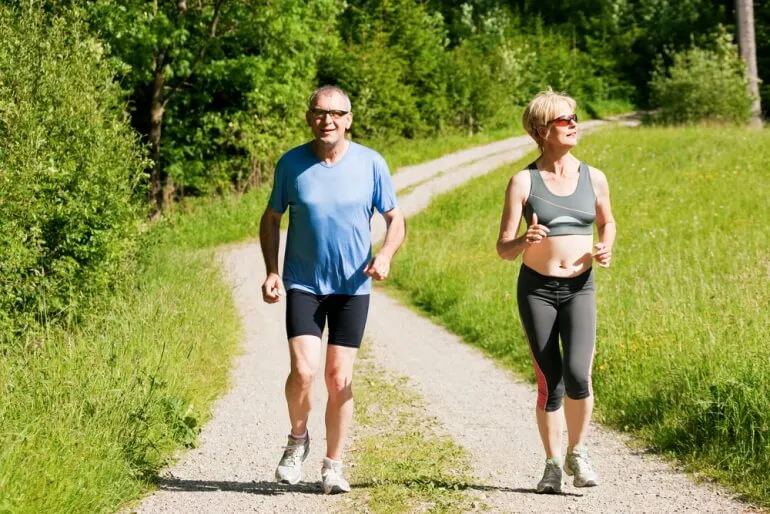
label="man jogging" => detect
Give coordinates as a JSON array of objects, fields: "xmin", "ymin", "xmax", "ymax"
[{"xmin": 259, "ymin": 85, "xmax": 406, "ymax": 494}]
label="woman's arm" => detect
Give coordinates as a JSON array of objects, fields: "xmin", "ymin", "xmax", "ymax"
[
  {"xmin": 590, "ymin": 168, "xmax": 616, "ymax": 268},
  {"xmin": 497, "ymin": 171, "xmax": 548, "ymax": 260}
]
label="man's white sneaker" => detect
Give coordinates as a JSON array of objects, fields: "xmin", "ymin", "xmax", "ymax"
[
  {"xmin": 321, "ymin": 457, "xmax": 351, "ymax": 494},
  {"xmin": 536, "ymin": 458, "xmax": 563, "ymax": 494},
  {"xmin": 275, "ymin": 433, "xmax": 310, "ymax": 485},
  {"xmin": 565, "ymin": 444, "xmax": 599, "ymax": 487}
]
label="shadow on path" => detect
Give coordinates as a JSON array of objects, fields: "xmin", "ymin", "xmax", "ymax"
[
  {"xmin": 156, "ymin": 479, "xmax": 324, "ymax": 496},
  {"xmin": 155, "ymin": 478, "xmax": 584, "ymax": 498}
]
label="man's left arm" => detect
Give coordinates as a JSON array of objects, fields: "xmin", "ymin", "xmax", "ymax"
[{"xmin": 364, "ymin": 207, "xmax": 406, "ymax": 280}]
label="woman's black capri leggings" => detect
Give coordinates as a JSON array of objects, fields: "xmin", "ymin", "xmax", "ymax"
[{"xmin": 517, "ymin": 264, "xmax": 596, "ymax": 412}]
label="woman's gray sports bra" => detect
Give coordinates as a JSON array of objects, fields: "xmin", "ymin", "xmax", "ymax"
[{"xmin": 523, "ymin": 161, "xmax": 596, "ymax": 236}]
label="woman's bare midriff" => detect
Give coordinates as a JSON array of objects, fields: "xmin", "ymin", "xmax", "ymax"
[{"xmin": 522, "ymin": 234, "xmax": 593, "ymax": 278}]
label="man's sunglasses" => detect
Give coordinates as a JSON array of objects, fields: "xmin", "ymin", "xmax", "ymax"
[
  {"xmin": 547, "ymin": 113, "xmax": 578, "ymax": 127},
  {"xmin": 309, "ymin": 108, "xmax": 349, "ymax": 120}
]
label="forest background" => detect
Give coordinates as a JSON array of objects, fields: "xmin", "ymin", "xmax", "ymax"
[{"xmin": 0, "ymin": 0, "xmax": 765, "ymax": 340}]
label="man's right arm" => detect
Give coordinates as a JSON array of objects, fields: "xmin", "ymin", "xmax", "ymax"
[{"xmin": 259, "ymin": 206, "xmax": 284, "ymax": 303}]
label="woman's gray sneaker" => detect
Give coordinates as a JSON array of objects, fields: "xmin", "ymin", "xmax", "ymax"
[
  {"xmin": 321, "ymin": 457, "xmax": 351, "ymax": 494},
  {"xmin": 564, "ymin": 444, "xmax": 599, "ymax": 487},
  {"xmin": 275, "ymin": 433, "xmax": 310, "ymax": 485},
  {"xmin": 536, "ymin": 458, "xmax": 563, "ymax": 494}
]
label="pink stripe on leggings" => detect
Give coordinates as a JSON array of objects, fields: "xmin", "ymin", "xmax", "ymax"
[{"xmin": 527, "ymin": 344, "xmax": 549, "ymax": 410}]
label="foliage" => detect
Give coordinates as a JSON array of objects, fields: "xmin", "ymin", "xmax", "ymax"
[
  {"xmin": 13, "ymin": 0, "xmax": 767, "ymax": 204},
  {"xmin": 446, "ymin": 6, "xmax": 532, "ymax": 134},
  {"xmin": 320, "ymin": 32, "xmax": 424, "ymax": 139},
  {"xmin": 320, "ymin": 1, "xmax": 624, "ymax": 139},
  {"xmin": 0, "ymin": 3, "xmax": 145, "ymax": 343},
  {"xmin": 320, "ymin": 0, "xmax": 450, "ymax": 138},
  {"xmin": 436, "ymin": 0, "xmax": 763, "ymax": 112},
  {"xmin": 0, "ymin": 235, "xmax": 242, "ymax": 513},
  {"xmin": 649, "ymin": 28, "xmax": 752, "ymax": 124},
  {"xmin": 82, "ymin": 0, "xmax": 341, "ymax": 202}
]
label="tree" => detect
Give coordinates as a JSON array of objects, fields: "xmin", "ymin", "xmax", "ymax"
[
  {"xmin": 736, "ymin": 0, "xmax": 763, "ymax": 127},
  {"xmin": 87, "ymin": 0, "xmax": 339, "ymax": 214},
  {"xmin": 89, "ymin": 0, "xmax": 233, "ymax": 214}
]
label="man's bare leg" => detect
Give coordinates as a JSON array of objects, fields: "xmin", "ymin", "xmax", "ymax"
[
  {"xmin": 276, "ymin": 335, "xmax": 322, "ymax": 484},
  {"xmin": 324, "ymin": 344, "xmax": 358, "ymax": 461},
  {"xmin": 286, "ymin": 335, "xmax": 322, "ymax": 436}
]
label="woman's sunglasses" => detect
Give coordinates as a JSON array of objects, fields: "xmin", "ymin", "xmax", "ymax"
[{"xmin": 547, "ymin": 113, "xmax": 578, "ymax": 127}]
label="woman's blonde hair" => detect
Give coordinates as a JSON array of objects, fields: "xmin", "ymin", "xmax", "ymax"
[{"xmin": 522, "ymin": 89, "xmax": 577, "ymax": 151}]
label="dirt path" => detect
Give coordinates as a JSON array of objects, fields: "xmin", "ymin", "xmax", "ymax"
[{"xmin": 132, "ymin": 120, "xmax": 753, "ymax": 513}]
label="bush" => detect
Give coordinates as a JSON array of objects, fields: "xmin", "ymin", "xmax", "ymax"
[
  {"xmin": 320, "ymin": 0, "xmax": 449, "ymax": 138},
  {"xmin": 0, "ymin": 4, "xmax": 146, "ymax": 343},
  {"xmin": 648, "ymin": 28, "xmax": 752, "ymax": 124}
]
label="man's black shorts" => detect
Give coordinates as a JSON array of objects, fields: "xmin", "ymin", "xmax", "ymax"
[{"xmin": 286, "ymin": 289, "xmax": 370, "ymax": 348}]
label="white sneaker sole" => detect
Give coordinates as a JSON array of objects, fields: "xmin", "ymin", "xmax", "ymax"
[
  {"xmin": 323, "ymin": 483, "xmax": 351, "ymax": 495},
  {"xmin": 275, "ymin": 470, "xmax": 302, "ymax": 485},
  {"xmin": 564, "ymin": 466, "xmax": 598, "ymax": 487},
  {"xmin": 572, "ymin": 477, "xmax": 598, "ymax": 487}
]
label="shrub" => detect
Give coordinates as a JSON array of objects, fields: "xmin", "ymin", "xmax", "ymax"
[
  {"xmin": 319, "ymin": 0, "xmax": 449, "ymax": 138},
  {"xmin": 648, "ymin": 28, "xmax": 753, "ymax": 124},
  {"xmin": 0, "ymin": 4, "xmax": 146, "ymax": 343}
]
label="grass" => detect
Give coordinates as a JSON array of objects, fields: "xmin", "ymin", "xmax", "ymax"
[
  {"xmin": 157, "ymin": 186, "xmax": 272, "ymax": 250},
  {"xmin": 346, "ymin": 347, "xmax": 476, "ymax": 513},
  {"xmin": 384, "ymin": 126, "xmax": 770, "ymax": 507},
  {"xmin": 361, "ymin": 125, "xmax": 524, "ymax": 172},
  {"xmin": 581, "ymin": 97, "xmax": 637, "ymax": 119},
  {"xmin": 0, "ymin": 236, "xmax": 243, "ymax": 513}
]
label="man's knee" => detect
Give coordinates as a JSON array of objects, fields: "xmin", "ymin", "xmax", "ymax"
[
  {"xmin": 289, "ymin": 365, "xmax": 316, "ymax": 390},
  {"xmin": 325, "ymin": 368, "xmax": 353, "ymax": 398}
]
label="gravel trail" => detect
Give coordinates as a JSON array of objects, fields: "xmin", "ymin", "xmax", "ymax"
[{"xmin": 132, "ymin": 120, "xmax": 755, "ymax": 513}]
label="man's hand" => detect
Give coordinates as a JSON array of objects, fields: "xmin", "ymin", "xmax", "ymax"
[
  {"xmin": 261, "ymin": 273, "xmax": 285, "ymax": 303},
  {"xmin": 592, "ymin": 242, "xmax": 612, "ymax": 268},
  {"xmin": 364, "ymin": 253, "xmax": 391, "ymax": 280}
]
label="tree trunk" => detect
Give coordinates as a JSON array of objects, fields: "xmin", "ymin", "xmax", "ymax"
[
  {"xmin": 150, "ymin": 53, "xmax": 167, "ymax": 217},
  {"xmin": 162, "ymin": 175, "xmax": 175, "ymax": 213},
  {"xmin": 736, "ymin": 0, "xmax": 763, "ymax": 127}
]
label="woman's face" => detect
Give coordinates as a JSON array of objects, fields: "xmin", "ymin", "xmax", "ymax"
[{"xmin": 540, "ymin": 101, "xmax": 578, "ymax": 151}]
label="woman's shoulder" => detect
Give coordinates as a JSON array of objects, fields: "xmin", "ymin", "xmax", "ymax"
[
  {"xmin": 584, "ymin": 163, "xmax": 608, "ymax": 184},
  {"xmin": 511, "ymin": 168, "xmax": 533, "ymax": 185},
  {"xmin": 583, "ymin": 163, "xmax": 610, "ymax": 196},
  {"xmin": 506, "ymin": 169, "xmax": 533, "ymax": 199}
]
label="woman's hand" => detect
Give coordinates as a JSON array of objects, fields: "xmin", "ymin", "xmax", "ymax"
[
  {"xmin": 592, "ymin": 242, "xmax": 612, "ymax": 268},
  {"xmin": 525, "ymin": 213, "xmax": 550, "ymax": 245}
]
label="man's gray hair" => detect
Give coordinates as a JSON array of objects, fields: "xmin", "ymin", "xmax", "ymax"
[{"xmin": 308, "ymin": 85, "xmax": 352, "ymax": 111}]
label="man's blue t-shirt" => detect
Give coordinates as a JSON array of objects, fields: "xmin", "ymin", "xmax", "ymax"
[{"xmin": 268, "ymin": 141, "xmax": 397, "ymax": 295}]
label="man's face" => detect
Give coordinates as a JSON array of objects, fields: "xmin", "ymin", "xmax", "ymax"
[{"xmin": 306, "ymin": 92, "xmax": 352, "ymax": 147}]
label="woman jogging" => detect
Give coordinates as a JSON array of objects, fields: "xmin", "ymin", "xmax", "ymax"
[{"xmin": 496, "ymin": 89, "xmax": 616, "ymax": 494}]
